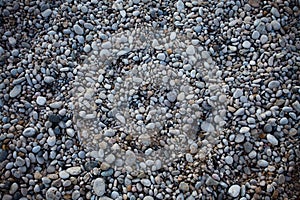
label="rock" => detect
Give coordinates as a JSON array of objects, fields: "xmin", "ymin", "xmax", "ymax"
[
  {"xmin": 101, "ymin": 41, "xmax": 112, "ymax": 49},
  {"xmin": 0, "ymin": 149, "xmax": 8, "ymax": 162},
  {"xmin": 167, "ymin": 91, "xmax": 177, "ymax": 103},
  {"xmin": 73, "ymin": 24, "xmax": 84, "ymax": 35},
  {"xmin": 206, "ymin": 176, "xmax": 219, "ymax": 186},
  {"xmin": 260, "ymin": 35, "xmax": 268, "ymax": 44},
  {"xmin": 105, "ymin": 154, "xmax": 115, "ymax": 164},
  {"xmin": 46, "ymin": 187, "xmax": 60, "ymax": 200},
  {"xmin": 41, "ymin": 9, "xmax": 52, "ymax": 18},
  {"xmin": 72, "ymin": 190, "xmax": 80, "ymax": 200},
  {"xmin": 179, "ymin": 182, "xmax": 189, "ymax": 191},
  {"xmin": 186, "ymin": 45, "xmax": 195, "ymax": 55},
  {"xmin": 44, "ymin": 76, "xmax": 55, "ymax": 84},
  {"xmin": 141, "ymin": 179, "xmax": 151, "ymax": 187},
  {"xmin": 93, "ymin": 178, "xmax": 106, "ymax": 196},
  {"xmin": 157, "ymin": 53, "xmax": 166, "ymax": 61},
  {"xmin": 240, "ymin": 127, "xmax": 250, "ymax": 133},
  {"xmin": 264, "ymin": 123, "xmax": 273, "ymax": 132},
  {"xmin": 48, "ymin": 114, "xmax": 61, "ymax": 123},
  {"xmin": 84, "ymin": 161, "xmax": 99, "ymax": 171},
  {"xmin": 279, "ymin": 117, "xmax": 288, "ymax": 125},
  {"xmin": 243, "ymin": 142, "xmax": 253, "ymax": 153},
  {"xmin": 271, "ymin": 20, "xmax": 281, "ymax": 31},
  {"xmin": 9, "ymin": 85, "xmax": 22, "ymax": 98},
  {"xmin": 251, "ymin": 31, "xmax": 260, "ymax": 40},
  {"xmin": 292, "ymin": 101, "xmax": 300, "ymax": 113},
  {"xmin": 228, "ymin": 185, "xmax": 241, "ymax": 198},
  {"xmin": 36, "ymin": 96, "xmax": 46, "ymax": 106},
  {"xmin": 235, "ymin": 134, "xmax": 245, "ymax": 143},
  {"xmin": 23, "ymin": 127, "xmax": 36, "ymax": 137},
  {"xmin": 233, "ymin": 88, "xmax": 243, "ymax": 99},
  {"xmin": 257, "ymin": 159, "xmax": 268, "ymax": 167},
  {"xmin": 225, "ymin": 155, "xmax": 233, "ymax": 165},
  {"xmin": 267, "ymin": 134, "xmax": 278, "ymax": 145},
  {"xmin": 66, "ymin": 166, "xmax": 82, "ymax": 176},
  {"xmin": 143, "ymin": 196, "xmax": 154, "ymax": 200},
  {"xmin": 125, "ymin": 150, "xmax": 136, "ymax": 166},
  {"xmin": 101, "ymin": 168, "xmax": 114, "ymax": 177},
  {"xmin": 268, "ymin": 80, "xmax": 280, "ymax": 89},
  {"xmin": 234, "ymin": 108, "xmax": 245, "ymax": 116},
  {"xmin": 59, "ymin": 171, "xmax": 70, "ymax": 179},
  {"xmin": 242, "ymin": 41, "xmax": 251, "ymax": 48},
  {"xmin": 47, "ymin": 136, "xmax": 56, "ymax": 146},
  {"xmin": 271, "ymin": 7, "xmax": 280, "ymax": 18}
]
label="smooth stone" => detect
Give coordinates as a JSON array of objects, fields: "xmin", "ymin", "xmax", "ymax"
[
  {"xmin": 157, "ymin": 53, "xmax": 166, "ymax": 61},
  {"xmin": 104, "ymin": 129, "xmax": 116, "ymax": 137},
  {"xmin": 225, "ymin": 156, "xmax": 233, "ymax": 165},
  {"xmin": 141, "ymin": 179, "xmax": 151, "ymax": 187},
  {"xmin": 66, "ymin": 166, "xmax": 82, "ymax": 176},
  {"xmin": 179, "ymin": 182, "xmax": 189, "ymax": 192},
  {"xmin": 240, "ymin": 127, "xmax": 250, "ymax": 134},
  {"xmin": 47, "ymin": 136, "xmax": 56, "ymax": 146},
  {"xmin": 73, "ymin": 24, "xmax": 84, "ymax": 35},
  {"xmin": 233, "ymin": 88, "xmax": 243, "ymax": 98},
  {"xmin": 143, "ymin": 196, "xmax": 154, "ymax": 200},
  {"xmin": 59, "ymin": 171, "xmax": 70, "ymax": 179},
  {"xmin": 242, "ymin": 41, "xmax": 251, "ymax": 48},
  {"xmin": 251, "ymin": 31, "xmax": 260, "ymax": 40},
  {"xmin": 279, "ymin": 117, "xmax": 288, "ymax": 125},
  {"xmin": 15, "ymin": 157, "xmax": 25, "ymax": 167},
  {"xmin": 48, "ymin": 114, "xmax": 61, "ymax": 123},
  {"xmin": 267, "ymin": 134, "xmax": 278, "ymax": 146},
  {"xmin": 23, "ymin": 127, "xmax": 36, "ymax": 137},
  {"xmin": 186, "ymin": 45, "xmax": 195, "ymax": 55},
  {"xmin": 49, "ymin": 102, "xmax": 63, "ymax": 109},
  {"xmin": 36, "ymin": 96, "xmax": 46, "ymax": 106},
  {"xmin": 271, "ymin": 20, "xmax": 281, "ymax": 31},
  {"xmin": 32, "ymin": 146, "xmax": 41, "ymax": 153},
  {"xmin": 93, "ymin": 178, "xmax": 106, "ymax": 196},
  {"xmin": 41, "ymin": 9, "xmax": 52, "ymax": 18},
  {"xmin": 264, "ymin": 123, "xmax": 273, "ymax": 132},
  {"xmin": 260, "ymin": 35, "xmax": 268, "ymax": 44},
  {"xmin": 105, "ymin": 154, "xmax": 115, "ymax": 164},
  {"xmin": 228, "ymin": 185, "xmax": 241, "ymax": 198},
  {"xmin": 101, "ymin": 41, "xmax": 112, "ymax": 49},
  {"xmin": 243, "ymin": 142, "xmax": 253, "ymax": 153},
  {"xmin": 268, "ymin": 80, "xmax": 280, "ymax": 89},
  {"xmin": 167, "ymin": 91, "xmax": 177, "ymax": 103},
  {"xmin": 235, "ymin": 134, "xmax": 245, "ymax": 143},
  {"xmin": 10, "ymin": 85, "xmax": 22, "ymax": 98},
  {"xmin": 46, "ymin": 187, "xmax": 60, "ymax": 200},
  {"xmin": 257, "ymin": 159, "xmax": 268, "ymax": 167},
  {"xmin": 0, "ymin": 149, "xmax": 8, "ymax": 162},
  {"xmin": 84, "ymin": 161, "xmax": 99, "ymax": 171},
  {"xmin": 44, "ymin": 76, "xmax": 55, "ymax": 84},
  {"xmin": 101, "ymin": 168, "xmax": 114, "ymax": 177},
  {"xmin": 248, "ymin": 151, "xmax": 257, "ymax": 159},
  {"xmin": 234, "ymin": 108, "xmax": 245, "ymax": 116},
  {"xmin": 271, "ymin": 7, "xmax": 280, "ymax": 18}
]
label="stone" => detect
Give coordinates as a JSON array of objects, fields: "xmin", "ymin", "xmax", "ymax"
[
  {"xmin": 251, "ymin": 31, "xmax": 260, "ymax": 40},
  {"xmin": 260, "ymin": 35, "xmax": 268, "ymax": 44},
  {"xmin": 235, "ymin": 134, "xmax": 245, "ymax": 143},
  {"xmin": 0, "ymin": 149, "xmax": 8, "ymax": 162},
  {"xmin": 23, "ymin": 127, "xmax": 36, "ymax": 137},
  {"xmin": 206, "ymin": 176, "xmax": 219, "ymax": 186},
  {"xmin": 73, "ymin": 24, "xmax": 84, "ymax": 35},
  {"xmin": 257, "ymin": 159, "xmax": 268, "ymax": 167},
  {"xmin": 48, "ymin": 114, "xmax": 61, "ymax": 123},
  {"xmin": 267, "ymin": 134, "xmax": 278, "ymax": 146},
  {"xmin": 44, "ymin": 76, "xmax": 55, "ymax": 84},
  {"xmin": 225, "ymin": 156, "xmax": 233, "ymax": 165},
  {"xmin": 93, "ymin": 178, "xmax": 106, "ymax": 196},
  {"xmin": 101, "ymin": 41, "xmax": 112, "ymax": 49},
  {"xmin": 268, "ymin": 80, "xmax": 280, "ymax": 89},
  {"xmin": 243, "ymin": 142, "xmax": 253, "ymax": 153},
  {"xmin": 66, "ymin": 166, "xmax": 82, "ymax": 176},
  {"xmin": 228, "ymin": 185, "xmax": 241, "ymax": 197},
  {"xmin": 264, "ymin": 123, "xmax": 272, "ymax": 133},
  {"xmin": 15, "ymin": 157, "xmax": 25, "ymax": 167},
  {"xmin": 179, "ymin": 182, "xmax": 189, "ymax": 192},
  {"xmin": 271, "ymin": 20, "xmax": 281, "ymax": 31},
  {"xmin": 279, "ymin": 117, "xmax": 288, "ymax": 125},
  {"xmin": 242, "ymin": 41, "xmax": 251, "ymax": 48},
  {"xmin": 271, "ymin": 7, "xmax": 280, "ymax": 18},
  {"xmin": 59, "ymin": 171, "xmax": 70, "ymax": 179},
  {"xmin": 233, "ymin": 88, "xmax": 243, "ymax": 98},
  {"xmin": 240, "ymin": 127, "xmax": 250, "ymax": 134},
  {"xmin": 234, "ymin": 108, "xmax": 245, "ymax": 116},
  {"xmin": 157, "ymin": 53, "xmax": 166, "ymax": 61},
  {"xmin": 141, "ymin": 179, "xmax": 151, "ymax": 187},
  {"xmin": 144, "ymin": 196, "xmax": 154, "ymax": 200},
  {"xmin": 46, "ymin": 187, "xmax": 60, "ymax": 200},
  {"xmin": 9, "ymin": 85, "xmax": 22, "ymax": 98},
  {"xmin": 167, "ymin": 91, "xmax": 177, "ymax": 103},
  {"xmin": 36, "ymin": 96, "xmax": 46, "ymax": 106},
  {"xmin": 41, "ymin": 9, "xmax": 52, "ymax": 18},
  {"xmin": 186, "ymin": 45, "xmax": 195, "ymax": 55}
]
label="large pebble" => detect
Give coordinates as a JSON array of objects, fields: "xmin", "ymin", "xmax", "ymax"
[
  {"xmin": 73, "ymin": 24, "xmax": 84, "ymax": 35},
  {"xmin": 9, "ymin": 85, "xmax": 22, "ymax": 98},
  {"xmin": 36, "ymin": 96, "xmax": 46, "ymax": 106},
  {"xmin": 66, "ymin": 166, "xmax": 82, "ymax": 176},
  {"xmin": 23, "ymin": 127, "xmax": 36, "ymax": 137},
  {"xmin": 228, "ymin": 185, "xmax": 241, "ymax": 197},
  {"xmin": 93, "ymin": 178, "xmax": 106, "ymax": 196},
  {"xmin": 267, "ymin": 134, "xmax": 278, "ymax": 145}
]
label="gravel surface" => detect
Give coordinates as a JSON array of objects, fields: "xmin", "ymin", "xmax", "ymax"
[{"xmin": 0, "ymin": 0, "xmax": 299, "ymax": 200}]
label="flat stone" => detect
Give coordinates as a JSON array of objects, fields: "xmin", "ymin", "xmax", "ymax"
[
  {"xmin": 93, "ymin": 178, "xmax": 106, "ymax": 196},
  {"xmin": 41, "ymin": 9, "xmax": 52, "ymax": 18},
  {"xmin": 267, "ymin": 134, "xmax": 278, "ymax": 146},
  {"xmin": 23, "ymin": 127, "xmax": 36, "ymax": 137},
  {"xmin": 186, "ymin": 45, "xmax": 195, "ymax": 55},
  {"xmin": 251, "ymin": 31, "xmax": 260, "ymax": 40},
  {"xmin": 228, "ymin": 185, "xmax": 241, "ymax": 198},
  {"xmin": 271, "ymin": 20, "xmax": 281, "ymax": 31},
  {"xmin": 141, "ymin": 179, "xmax": 151, "ymax": 187},
  {"xmin": 10, "ymin": 85, "xmax": 22, "ymax": 98},
  {"xmin": 257, "ymin": 159, "xmax": 268, "ymax": 167},
  {"xmin": 260, "ymin": 35, "xmax": 268, "ymax": 44},
  {"xmin": 0, "ymin": 149, "xmax": 8, "ymax": 162},
  {"xmin": 233, "ymin": 88, "xmax": 243, "ymax": 98},
  {"xmin": 268, "ymin": 80, "xmax": 280, "ymax": 89},
  {"xmin": 225, "ymin": 156, "xmax": 233, "ymax": 165},
  {"xmin": 243, "ymin": 142, "xmax": 253, "ymax": 153},
  {"xmin": 271, "ymin": 7, "xmax": 280, "ymax": 18},
  {"xmin": 59, "ymin": 171, "xmax": 70, "ymax": 179},
  {"xmin": 179, "ymin": 182, "xmax": 189, "ymax": 192},
  {"xmin": 66, "ymin": 166, "xmax": 82, "ymax": 176},
  {"xmin": 73, "ymin": 24, "xmax": 84, "ymax": 35},
  {"xmin": 242, "ymin": 41, "xmax": 251, "ymax": 48},
  {"xmin": 157, "ymin": 53, "xmax": 166, "ymax": 61},
  {"xmin": 36, "ymin": 96, "xmax": 46, "ymax": 106},
  {"xmin": 240, "ymin": 127, "xmax": 250, "ymax": 134}
]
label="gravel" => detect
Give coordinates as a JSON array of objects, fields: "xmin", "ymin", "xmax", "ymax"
[{"xmin": 0, "ymin": 0, "xmax": 299, "ymax": 199}]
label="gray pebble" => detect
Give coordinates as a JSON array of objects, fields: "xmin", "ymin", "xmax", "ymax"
[
  {"xmin": 44, "ymin": 76, "xmax": 55, "ymax": 84},
  {"xmin": 141, "ymin": 179, "xmax": 151, "ymax": 187},
  {"xmin": 179, "ymin": 182, "xmax": 189, "ymax": 192},
  {"xmin": 268, "ymin": 80, "xmax": 280, "ymax": 89},
  {"xmin": 47, "ymin": 136, "xmax": 56, "ymax": 146},
  {"xmin": 41, "ymin": 9, "xmax": 52, "ymax": 18},
  {"xmin": 260, "ymin": 35, "xmax": 268, "ymax": 44},
  {"xmin": 257, "ymin": 159, "xmax": 268, "ymax": 167},
  {"xmin": 36, "ymin": 96, "xmax": 46, "ymax": 106},
  {"xmin": 73, "ymin": 24, "xmax": 84, "ymax": 35},
  {"xmin": 157, "ymin": 53, "xmax": 166, "ymax": 61},
  {"xmin": 93, "ymin": 178, "xmax": 106, "ymax": 196},
  {"xmin": 271, "ymin": 20, "xmax": 281, "ymax": 31},
  {"xmin": 186, "ymin": 45, "xmax": 195, "ymax": 55},
  {"xmin": 228, "ymin": 185, "xmax": 241, "ymax": 198},
  {"xmin": 59, "ymin": 171, "xmax": 70, "ymax": 179},
  {"xmin": 242, "ymin": 41, "xmax": 251, "ymax": 49},
  {"xmin": 251, "ymin": 31, "xmax": 260, "ymax": 40},
  {"xmin": 66, "ymin": 166, "xmax": 81, "ymax": 176},
  {"xmin": 9, "ymin": 85, "xmax": 22, "ymax": 98},
  {"xmin": 243, "ymin": 142, "xmax": 253, "ymax": 153},
  {"xmin": 267, "ymin": 134, "xmax": 278, "ymax": 145},
  {"xmin": 235, "ymin": 134, "xmax": 245, "ymax": 143},
  {"xmin": 0, "ymin": 149, "xmax": 8, "ymax": 162},
  {"xmin": 23, "ymin": 127, "xmax": 36, "ymax": 137},
  {"xmin": 233, "ymin": 88, "xmax": 243, "ymax": 99},
  {"xmin": 15, "ymin": 157, "xmax": 25, "ymax": 167}
]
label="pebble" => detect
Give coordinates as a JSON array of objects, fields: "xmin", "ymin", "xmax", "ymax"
[
  {"xmin": 22, "ymin": 127, "xmax": 36, "ymax": 137},
  {"xmin": 271, "ymin": 7, "xmax": 280, "ymax": 18},
  {"xmin": 73, "ymin": 24, "xmax": 84, "ymax": 35},
  {"xmin": 141, "ymin": 179, "xmax": 151, "ymax": 187},
  {"xmin": 228, "ymin": 185, "xmax": 241, "ymax": 198},
  {"xmin": 271, "ymin": 20, "xmax": 281, "ymax": 31},
  {"xmin": 157, "ymin": 53, "xmax": 166, "ymax": 61},
  {"xmin": 167, "ymin": 91, "xmax": 177, "ymax": 103},
  {"xmin": 240, "ymin": 127, "xmax": 250, "ymax": 134},
  {"xmin": 9, "ymin": 85, "xmax": 21, "ymax": 98},
  {"xmin": 36, "ymin": 96, "xmax": 46, "ymax": 106},
  {"xmin": 251, "ymin": 31, "xmax": 260, "ymax": 40},
  {"xmin": 93, "ymin": 178, "xmax": 106, "ymax": 196},
  {"xmin": 260, "ymin": 35, "xmax": 268, "ymax": 44},
  {"xmin": 225, "ymin": 156, "xmax": 233, "ymax": 165},
  {"xmin": 47, "ymin": 136, "xmax": 56, "ymax": 146},
  {"xmin": 179, "ymin": 182, "xmax": 189, "ymax": 192},
  {"xmin": 267, "ymin": 134, "xmax": 278, "ymax": 146},
  {"xmin": 186, "ymin": 45, "xmax": 195, "ymax": 55},
  {"xmin": 233, "ymin": 88, "xmax": 243, "ymax": 99},
  {"xmin": 0, "ymin": 149, "xmax": 8, "ymax": 162},
  {"xmin": 66, "ymin": 166, "xmax": 81, "ymax": 176},
  {"xmin": 59, "ymin": 171, "xmax": 70, "ymax": 179},
  {"xmin": 41, "ymin": 9, "xmax": 52, "ymax": 18},
  {"xmin": 235, "ymin": 134, "xmax": 245, "ymax": 143},
  {"xmin": 268, "ymin": 80, "xmax": 280, "ymax": 89},
  {"xmin": 242, "ymin": 41, "xmax": 251, "ymax": 49},
  {"xmin": 243, "ymin": 142, "xmax": 253, "ymax": 153},
  {"xmin": 144, "ymin": 196, "xmax": 154, "ymax": 200},
  {"xmin": 257, "ymin": 159, "xmax": 269, "ymax": 167}
]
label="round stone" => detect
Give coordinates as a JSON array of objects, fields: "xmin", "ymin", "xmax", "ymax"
[
  {"xmin": 23, "ymin": 127, "xmax": 36, "ymax": 137},
  {"xmin": 251, "ymin": 31, "xmax": 260, "ymax": 40},
  {"xmin": 0, "ymin": 149, "xmax": 8, "ymax": 162},
  {"xmin": 93, "ymin": 178, "xmax": 106, "ymax": 196},
  {"xmin": 36, "ymin": 96, "xmax": 46, "ymax": 106},
  {"xmin": 228, "ymin": 185, "xmax": 241, "ymax": 198},
  {"xmin": 257, "ymin": 159, "xmax": 269, "ymax": 167},
  {"xmin": 260, "ymin": 35, "xmax": 268, "ymax": 44},
  {"xmin": 186, "ymin": 45, "xmax": 195, "ymax": 55},
  {"xmin": 242, "ymin": 41, "xmax": 251, "ymax": 48},
  {"xmin": 266, "ymin": 134, "xmax": 278, "ymax": 146},
  {"xmin": 179, "ymin": 182, "xmax": 189, "ymax": 192},
  {"xmin": 73, "ymin": 24, "xmax": 84, "ymax": 35},
  {"xmin": 9, "ymin": 85, "xmax": 22, "ymax": 98},
  {"xmin": 271, "ymin": 20, "xmax": 281, "ymax": 31},
  {"xmin": 225, "ymin": 155, "xmax": 233, "ymax": 165}
]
